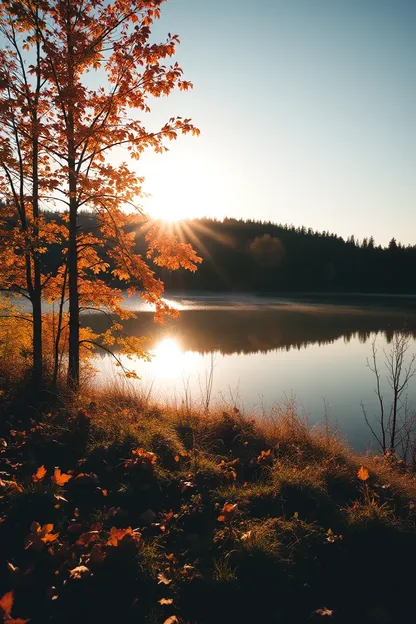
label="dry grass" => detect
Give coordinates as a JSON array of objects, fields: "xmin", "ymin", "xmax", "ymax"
[{"xmin": 2, "ymin": 383, "xmax": 416, "ymax": 623}]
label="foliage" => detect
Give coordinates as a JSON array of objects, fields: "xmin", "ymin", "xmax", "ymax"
[{"xmin": 0, "ymin": 0, "xmax": 201, "ymax": 390}]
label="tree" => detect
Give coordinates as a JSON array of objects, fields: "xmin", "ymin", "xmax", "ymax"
[
  {"xmin": 249, "ymin": 234, "xmax": 285, "ymax": 268},
  {"xmin": 0, "ymin": 0, "xmax": 201, "ymax": 390},
  {"xmin": 362, "ymin": 333, "xmax": 416, "ymax": 462},
  {"xmin": 0, "ymin": 3, "xmax": 56, "ymax": 390}
]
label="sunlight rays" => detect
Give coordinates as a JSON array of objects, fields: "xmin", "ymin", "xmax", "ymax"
[{"xmin": 136, "ymin": 217, "xmax": 234, "ymax": 289}]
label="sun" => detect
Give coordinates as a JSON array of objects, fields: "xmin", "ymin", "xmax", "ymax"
[{"xmin": 148, "ymin": 203, "xmax": 191, "ymax": 222}]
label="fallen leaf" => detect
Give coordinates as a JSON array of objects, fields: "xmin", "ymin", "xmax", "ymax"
[
  {"xmin": 314, "ymin": 607, "xmax": 333, "ymax": 616},
  {"xmin": 25, "ymin": 522, "xmax": 59, "ymax": 550},
  {"xmin": 51, "ymin": 468, "xmax": 72, "ymax": 487},
  {"xmin": 0, "ymin": 590, "xmax": 13, "ymax": 616},
  {"xmin": 0, "ymin": 478, "xmax": 23, "ymax": 493},
  {"xmin": 157, "ymin": 572, "xmax": 172, "ymax": 585},
  {"xmin": 164, "ymin": 617, "xmax": 178, "ymax": 624},
  {"xmin": 32, "ymin": 465, "xmax": 47, "ymax": 482},
  {"xmin": 217, "ymin": 503, "xmax": 237, "ymax": 523},
  {"xmin": 130, "ymin": 448, "xmax": 157, "ymax": 467},
  {"xmin": 257, "ymin": 449, "xmax": 272, "ymax": 464},
  {"xmin": 76, "ymin": 531, "xmax": 100, "ymax": 547},
  {"xmin": 159, "ymin": 598, "xmax": 173, "ymax": 605},
  {"xmin": 69, "ymin": 565, "xmax": 91, "ymax": 580},
  {"xmin": 106, "ymin": 526, "xmax": 141, "ymax": 547}
]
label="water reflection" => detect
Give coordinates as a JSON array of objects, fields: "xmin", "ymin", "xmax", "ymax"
[
  {"xmin": 84, "ymin": 302, "xmax": 416, "ymax": 356},
  {"xmin": 89, "ymin": 299, "xmax": 416, "ymax": 450},
  {"xmin": 150, "ymin": 338, "xmax": 199, "ymax": 379}
]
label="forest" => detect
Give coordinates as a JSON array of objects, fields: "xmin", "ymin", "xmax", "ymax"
[
  {"xmin": 159, "ymin": 218, "xmax": 416, "ymax": 294},
  {"xmin": 42, "ymin": 211, "xmax": 416, "ymax": 295}
]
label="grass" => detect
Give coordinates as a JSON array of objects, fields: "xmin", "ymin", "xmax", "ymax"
[{"xmin": 1, "ymin": 387, "xmax": 416, "ymax": 623}]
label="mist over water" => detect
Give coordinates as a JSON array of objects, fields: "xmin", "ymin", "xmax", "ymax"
[{"xmin": 85, "ymin": 294, "xmax": 416, "ymax": 451}]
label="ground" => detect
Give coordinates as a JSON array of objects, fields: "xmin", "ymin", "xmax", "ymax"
[{"xmin": 1, "ymin": 389, "xmax": 416, "ymax": 624}]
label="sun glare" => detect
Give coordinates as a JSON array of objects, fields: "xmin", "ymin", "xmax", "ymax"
[
  {"xmin": 152, "ymin": 337, "xmax": 184, "ymax": 378},
  {"xmin": 150, "ymin": 337, "xmax": 200, "ymax": 379}
]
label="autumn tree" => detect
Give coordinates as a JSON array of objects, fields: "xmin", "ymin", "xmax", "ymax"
[
  {"xmin": 0, "ymin": 2, "xmax": 58, "ymax": 390},
  {"xmin": 1, "ymin": 0, "xmax": 201, "ymax": 390},
  {"xmin": 249, "ymin": 234, "xmax": 285, "ymax": 268}
]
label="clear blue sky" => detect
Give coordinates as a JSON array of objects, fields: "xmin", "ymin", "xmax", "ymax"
[{"xmin": 136, "ymin": 0, "xmax": 416, "ymax": 247}]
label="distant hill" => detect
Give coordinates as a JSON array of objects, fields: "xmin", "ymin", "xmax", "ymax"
[{"xmin": 158, "ymin": 217, "xmax": 416, "ymax": 295}]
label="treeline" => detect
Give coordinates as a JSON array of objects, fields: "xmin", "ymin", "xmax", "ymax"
[
  {"xmin": 160, "ymin": 218, "xmax": 416, "ymax": 294},
  {"xmin": 63, "ymin": 213, "xmax": 416, "ymax": 294}
]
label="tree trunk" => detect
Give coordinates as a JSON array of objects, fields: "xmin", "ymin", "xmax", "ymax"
[
  {"xmin": 32, "ymin": 289, "xmax": 42, "ymax": 390},
  {"xmin": 52, "ymin": 265, "xmax": 67, "ymax": 390},
  {"xmin": 65, "ymin": 1, "xmax": 80, "ymax": 390},
  {"xmin": 67, "ymin": 156, "xmax": 79, "ymax": 389},
  {"xmin": 31, "ymin": 103, "xmax": 42, "ymax": 391}
]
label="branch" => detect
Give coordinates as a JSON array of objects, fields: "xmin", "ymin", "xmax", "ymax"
[
  {"xmin": 79, "ymin": 338, "xmax": 134, "ymax": 377},
  {"xmin": 0, "ymin": 314, "xmax": 33, "ymax": 324}
]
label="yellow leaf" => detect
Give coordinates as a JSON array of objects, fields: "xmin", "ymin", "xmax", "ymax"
[{"xmin": 357, "ymin": 466, "xmax": 369, "ymax": 481}]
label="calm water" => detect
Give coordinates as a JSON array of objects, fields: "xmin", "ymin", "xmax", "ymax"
[{"xmin": 85, "ymin": 294, "xmax": 416, "ymax": 451}]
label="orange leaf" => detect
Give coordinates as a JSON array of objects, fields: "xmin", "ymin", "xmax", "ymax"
[
  {"xmin": 0, "ymin": 590, "xmax": 13, "ymax": 616},
  {"xmin": 217, "ymin": 502, "xmax": 237, "ymax": 523},
  {"xmin": 76, "ymin": 531, "xmax": 100, "ymax": 547},
  {"xmin": 32, "ymin": 465, "xmax": 47, "ymax": 482},
  {"xmin": 357, "ymin": 466, "xmax": 369, "ymax": 481},
  {"xmin": 106, "ymin": 526, "xmax": 141, "ymax": 547},
  {"xmin": 159, "ymin": 598, "xmax": 173, "ymax": 605},
  {"xmin": 257, "ymin": 449, "xmax": 272, "ymax": 465},
  {"xmin": 164, "ymin": 617, "xmax": 178, "ymax": 624},
  {"xmin": 51, "ymin": 468, "xmax": 72, "ymax": 487},
  {"xmin": 25, "ymin": 521, "xmax": 59, "ymax": 550}
]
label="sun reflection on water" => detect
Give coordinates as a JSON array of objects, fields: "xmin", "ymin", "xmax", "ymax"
[{"xmin": 150, "ymin": 336, "xmax": 199, "ymax": 379}]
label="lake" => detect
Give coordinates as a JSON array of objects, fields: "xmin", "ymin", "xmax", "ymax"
[{"xmin": 85, "ymin": 293, "xmax": 416, "ymax": 452}]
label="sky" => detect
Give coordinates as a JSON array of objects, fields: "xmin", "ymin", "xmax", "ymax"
[{"xmin": 133, "ymin": 0, "xmax": 416, "ymax": 247}]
